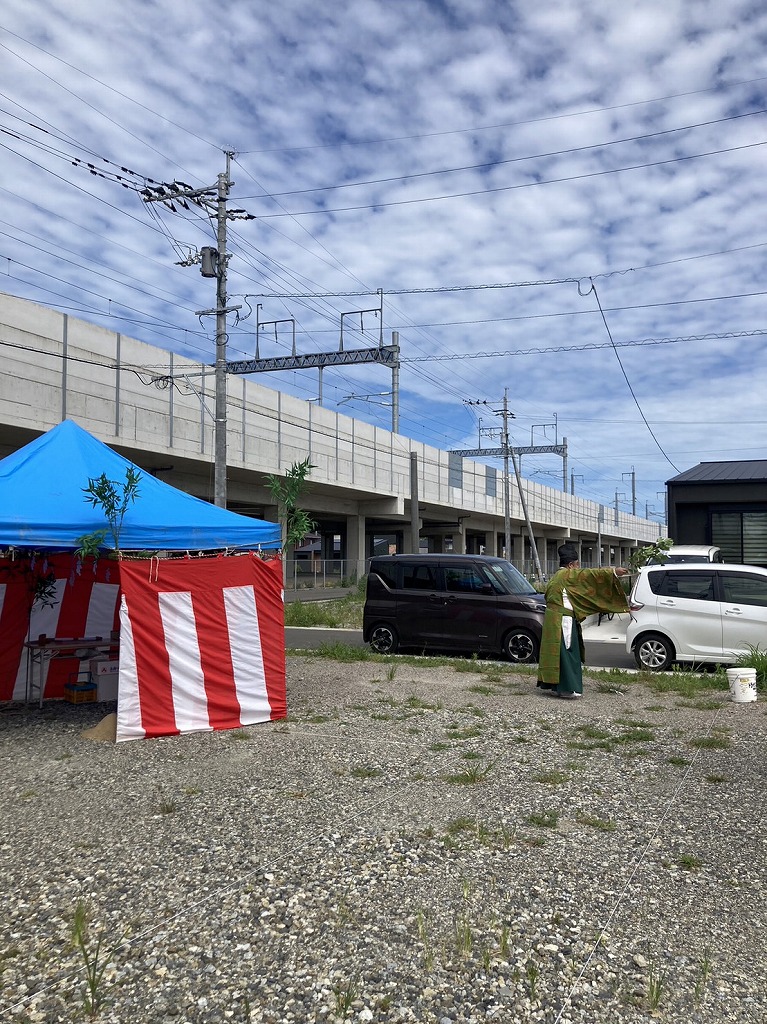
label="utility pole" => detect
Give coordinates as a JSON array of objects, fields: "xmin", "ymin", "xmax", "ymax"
[
  {"xmin": 453, "ymin": 392, "xmax": 543, "ymax": 578},
  {"xmin": 142, "ymin": 149, "xmax": 250, "ymax": 507},
  {"xmin": 502, "ymin": 391, "xmax": 511, "ymax": 560},
  {"xmin": 213, "ymin": 152, "xmax": 232, "ymax": 508}
]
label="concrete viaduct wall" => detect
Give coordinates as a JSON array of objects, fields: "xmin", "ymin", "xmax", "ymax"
[{"xmin": 0, "ymin": 292, "xmax": 663, "ymax": 572}]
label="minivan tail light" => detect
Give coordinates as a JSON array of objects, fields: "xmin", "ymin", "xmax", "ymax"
[{"xmin": 629, "ymin": 599, "xmax": 644, "ymax": 612}]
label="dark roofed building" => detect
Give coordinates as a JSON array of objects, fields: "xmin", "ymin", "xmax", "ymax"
[{"xmin": 666, "ymin": 460, "xmax": 767, "ymax": 567}]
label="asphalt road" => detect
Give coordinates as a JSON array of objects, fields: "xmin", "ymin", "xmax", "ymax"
[{"xmin": 284, "ymin": 626, "xmax": 636, "ymax": 671}]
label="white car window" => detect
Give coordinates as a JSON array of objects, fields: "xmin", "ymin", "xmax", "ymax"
[
  {"xmin": 721, "ymin": 574, "xmax": 767, "ymax": 607},
  {"xmin": 658, "ymin": 571, "xmax": 715, "ymax": 601}
]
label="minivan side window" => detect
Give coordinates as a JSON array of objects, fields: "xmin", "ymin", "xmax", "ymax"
[
  {"xmin": 372, "ymin": 562, "xmax": 399, "ymax": 588},
  {"xmin": 657, "ymin": 571, "xmax": 715, "ymax": 601},
  {"xmin": 402, "ymin": 564, "xmax": 438, "ymax": 591},
  {"xmin": 721, "ymin": 573, "xmax": 767, "ymax": 607},
  {"xmin": 443, "ymin": 566, "xmax": 487, "ymax": 593}
]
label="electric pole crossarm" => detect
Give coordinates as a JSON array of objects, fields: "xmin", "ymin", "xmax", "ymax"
[{"xmin": 226, "ymin": 345, "xmax": 398, "ymax": 375}]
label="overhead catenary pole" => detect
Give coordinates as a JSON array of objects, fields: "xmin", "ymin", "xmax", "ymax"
[{"xmin": 622, "ymin": 467, "xmax": 636, "ymax": 516}]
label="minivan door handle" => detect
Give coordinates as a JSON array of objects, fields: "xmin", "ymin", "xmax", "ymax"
[{"xmin": 428, "ymin": 593, "xmax": 443, "ymax": 603}]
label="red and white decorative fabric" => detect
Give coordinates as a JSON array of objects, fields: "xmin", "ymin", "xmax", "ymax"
[
  {"xmin": 116, "ymin": 554, "xmax": 286, "ymax": 742},
  {"xmin": 0, "ymin": 555, "xmax": 120, "ymax": 702}
]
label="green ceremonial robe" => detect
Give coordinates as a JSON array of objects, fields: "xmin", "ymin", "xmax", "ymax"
[{"xmin": 537, "ymin": 568, "xmax": 629, "ymax": 694}]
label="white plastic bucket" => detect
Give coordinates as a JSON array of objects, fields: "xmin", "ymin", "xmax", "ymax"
[{"xmin": 726, "ymin": 668, "xmax": 758, "ymax": 703}]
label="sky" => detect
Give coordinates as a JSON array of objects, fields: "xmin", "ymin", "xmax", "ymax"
[{"xmin": 2, "ymin": 0, "xmax": 767, "ymax": 523}]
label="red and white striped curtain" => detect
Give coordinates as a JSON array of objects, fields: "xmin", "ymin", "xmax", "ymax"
[
  {"xmin": 0, "ymin": 554, "xmax": 120, "ymax": 702},
  {"xmin": 116, "ymin": 554, "xmax": 286, "ymax": 742}
]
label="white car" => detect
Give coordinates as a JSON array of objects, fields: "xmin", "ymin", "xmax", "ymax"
[
  {"xmin": 627, "ymin": 563, "xmax": 767, "ymax": 670},
  {"xmin": 651, "ymin": 544, "xmax": 723, "ymax": 564}
]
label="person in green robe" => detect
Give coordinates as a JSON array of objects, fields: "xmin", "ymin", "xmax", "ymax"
[{"xmin": 537, "ymin": 543, "xmax": 630, "ymax": 699}]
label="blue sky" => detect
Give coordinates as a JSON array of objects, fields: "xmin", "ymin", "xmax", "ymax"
[{"xmin": 1, "ymin": 0, "xmax": 767, "ymax": 522}]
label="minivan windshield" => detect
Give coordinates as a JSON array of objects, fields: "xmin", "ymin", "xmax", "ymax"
[{"xmin": 483, "ymin": 560, "xmax": 537, "ymax": 595}]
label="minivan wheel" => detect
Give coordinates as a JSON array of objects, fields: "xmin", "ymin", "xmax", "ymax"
[
  {"xmin": 368, "ymin": 623, "xmax": 399, "ymax": 655},
  {"xmin": 634, "ymin": 633, "xmax": 675, "ymax": 671},
  {"xmin": 503, "ymin": 628, "xmax": 538, "ymax": 664}
]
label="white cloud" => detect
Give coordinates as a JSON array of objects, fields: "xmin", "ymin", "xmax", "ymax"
[{"xmin": 1, "ymin": 0, "xmax": 766, "ymax": 511}]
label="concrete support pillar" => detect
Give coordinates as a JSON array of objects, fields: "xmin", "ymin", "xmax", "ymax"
[
  {"xmin": 451, "ymin": 529, "xmax": 466, "ymax": 555},
  {"xmin": 512, "ymin": 534, "xmax": 525, "ymax": 569},
  {"xmin": 345, "ymin": 513, "xmax": 366, "ymax": 580},
  {"xmin": 262, "ymin": 504, "xmax": 279, "ymax": 520},
  {"xmin": 535, "ymin": 535, "xmax": 547, "ymax": 577}
]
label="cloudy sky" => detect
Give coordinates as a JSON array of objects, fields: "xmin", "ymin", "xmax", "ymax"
[{"xmin": 2, "ymin": 0, "xmax": 767, "ymax": 521}]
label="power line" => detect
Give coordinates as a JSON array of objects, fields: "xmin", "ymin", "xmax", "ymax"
[
  {"xmin": 238, "ymin": 108, "xmax": 767, "ymax": 199},
  {"xmin": 585, "ymin": 279, "xmax": 679, "ymax": 473},
  {"xmin": 253, "ymin": 140, "xmax": 767, "ymax": 218},
  {"xmin": 236, "ymin": 73, "xmax": 767, "ymax": 154}
]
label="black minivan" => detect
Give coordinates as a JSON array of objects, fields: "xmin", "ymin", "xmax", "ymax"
[{"xmin": 363, "ymin": 554, "xmax": 545, "ymax": 663}]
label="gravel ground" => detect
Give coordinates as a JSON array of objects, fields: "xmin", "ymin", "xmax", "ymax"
[{"xmin": 1, "ymin": 657, "xmax": 765, "ymax": 1024}]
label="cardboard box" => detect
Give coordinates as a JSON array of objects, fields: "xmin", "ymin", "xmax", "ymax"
[
  {"xmin": 90, "ymin": 658, "xmax": 119, "ymax": 702},
  {"xmin": 90, "ymin": 658, "xmax": 119, "ymax": 677}
]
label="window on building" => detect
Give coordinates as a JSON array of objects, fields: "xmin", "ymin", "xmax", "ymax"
[{"xmin": 711, "ymin": 511, "xmax": 767, "ymax": 565}]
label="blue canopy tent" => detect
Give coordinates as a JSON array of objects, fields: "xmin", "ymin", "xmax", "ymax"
[{"xmin": 0, "ymin": 420, "xmax": 281, "ymax": 551}]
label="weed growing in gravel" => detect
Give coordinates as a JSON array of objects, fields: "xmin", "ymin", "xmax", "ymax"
[
  {"xmin": 645, "ymin": 959, "xmax": 668, "ymax": 1011},
  {"xmin": 429, "ymin": 741, "xmax": 450, "ymax": 752},
  {"xmin": 458, "ymin": 703, "xmax": 487, "ymax": 718},
  {"xmin": 678, "ymin": 698, "xmax": 723, "ymax": 710},
  {"xmin": 404, "ymin": 695, "xmax": 442, "ymax": 711},
  {"xmin": 526, "ymin": 960, "xmax": 541, "ymax": 1001},
  {"xmin": 533, "ymin": 769, "xmax": 570, "ymax": 785},
  {"xmin": 454, "ymin": 915, "xmax": 473, "ymax": 957},
  {"xmin": 453, "ymin": 656, "xmax": 490, "ymax": 675},
  {"xmin": 445, "ymin": 762, "xmax": 494, "ymax": 785},
  {"xmin": 694, "ymin": 948, "xmax": 713, "ymax": 1004},
  {"xmin": 614, "ymin": 727, "xmax": 655, "ymax": 743},
  {"xmin": 677, "ymin": 853, "xmax": 703, "ymax": 871},
  {"xmin": 446, "ymin": 816, "xmax": 474, "ymax": 835},
  {"xmin": 527, "ymin": 809, "xmax": 559, "ymax": 829},
  {"xmin": 153, "ymin": 785, "xmax": 176, "ymax": 815},
  {"xmin": 229, "ymin": 729, "xmax": 250, "ymax": 741},
  {"xmin": 689, "ymin": 735, "xmax": 731, "ymax": 750},
  {"xmin": 331, "ymin": 975, "xmax": 360, "ymax": 1019},
  {"xmin": 445, "ymin": 723, "xmax": 484, "ymax": 740},
  {"xmin": 71, "ymin": 900, "xmax": 123, "ymax": 1019},
  {"xmin": 575, "ymin": 812, "xmax": 616, "ymax": 831},
  {"xmin": 704, "ymin": 773, "xmax": 729, "ymax": 784},
  {"xmin": 385, "ymin": 663, "xmax": 397, "ymax": 682},
  {"xmin": 350, "ymin": 766, "xmax": 383, "ymax": 779},
  {"xmin": 667, "ymin": 756, "xmax": 691, "ymax": 766},
  {"xmin": 468, "ymin": 684, "xmax": 494, "ymax": 695}
]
